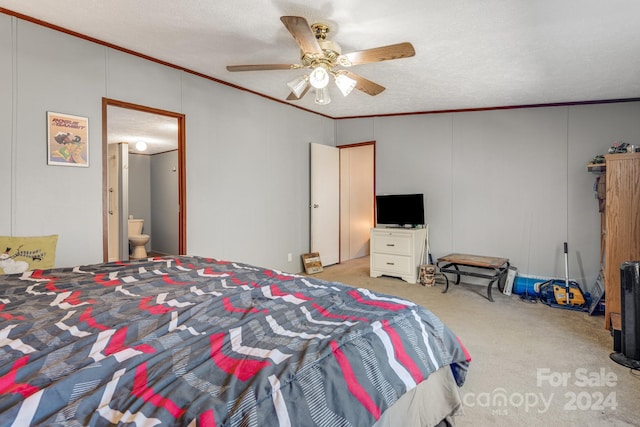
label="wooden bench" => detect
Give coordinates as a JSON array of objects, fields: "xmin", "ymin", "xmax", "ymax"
[{"xmin": 436, "ymin": 253, "xmax": 510, "ymax": 302}]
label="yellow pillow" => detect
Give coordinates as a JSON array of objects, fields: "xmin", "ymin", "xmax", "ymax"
[{"xmin": 0, "ymin": 235, "xmax": 58, "ymax": 274}]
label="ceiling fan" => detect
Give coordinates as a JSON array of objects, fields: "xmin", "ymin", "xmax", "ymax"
[{"xmin": 226, "ymin": 16, "xmax": 416, "ymax": 105}]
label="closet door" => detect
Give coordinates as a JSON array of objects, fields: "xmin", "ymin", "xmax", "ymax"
[{"xmin": 310, "ymin": 143, "xmax": 339, "ymax": 266}]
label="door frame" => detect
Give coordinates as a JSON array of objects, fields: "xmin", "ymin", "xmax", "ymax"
[{"xmin": 101, "ymin": 98, "xmax": 187, "ymax": 261}]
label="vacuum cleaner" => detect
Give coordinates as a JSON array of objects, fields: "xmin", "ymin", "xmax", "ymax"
[{"xmin": 535, "ymin": 242, "xmax": 591, "ymax": 311}]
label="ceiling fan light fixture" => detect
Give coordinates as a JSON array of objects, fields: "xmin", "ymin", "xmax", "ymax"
[
  {"xmin": 314, "ymin": 87, "xmax": 331, "ymax": 105},
  {"xmin": 227, "ymin": 16, "xmax": 415, "ymax": 104},
  {"xmin": 135, "ymin": 141, "xmax": 148, "ymax": 152},
  {"xmin": 309, "ymin": 66, "xmax": 330, "ymax": 89},
  {"xmin": 287, "ymin": 75, "xmax": 309, "ymax": 98},
  {"xmin": 335, "ymin": 74, "xmax": 357, "ymax": 97}
]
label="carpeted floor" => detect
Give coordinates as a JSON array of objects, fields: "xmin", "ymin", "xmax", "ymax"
[{"xmin": 307, "ymin": 256, "xmax": 640, "ymax": 427}]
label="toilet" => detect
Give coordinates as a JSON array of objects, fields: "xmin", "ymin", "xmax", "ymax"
[{"xmin": 128, "ymin": 219, "xmax": 150, "ymax": 259}]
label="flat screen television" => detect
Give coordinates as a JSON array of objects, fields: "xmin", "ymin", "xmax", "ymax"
[{"xmin": 375, "ymin": 193, "xmax": 425, "ymax": 227}]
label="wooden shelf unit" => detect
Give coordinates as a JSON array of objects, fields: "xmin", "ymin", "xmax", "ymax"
[{"xmin": 595, "ymin": 153, "xmax": 640, "ymax": 330}]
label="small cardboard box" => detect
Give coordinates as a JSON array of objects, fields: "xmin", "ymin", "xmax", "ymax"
[{"xmin": 301, "ymin": 252, "xmax": 323, "ymax": 274}]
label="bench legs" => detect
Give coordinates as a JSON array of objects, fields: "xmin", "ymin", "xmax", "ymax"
[
  {"xmin": 437, "ymin": 262, "xmax": 510, "ymax": 302},
  {"xmin": 486, "ymin": 278, "xmax": 498, "ymax": 302},
  {"xmin": 441, "ymin": 273, "xmax": 449, "ymax": 294}
]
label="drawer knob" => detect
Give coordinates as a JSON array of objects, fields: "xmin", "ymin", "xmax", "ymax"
[
  {"xmin": 386, "ymin": 262, "xmax": 395, "ymax": 265},
  {"xmin": 386, "ymin": 244, "xmax": 395, "ymax": 247}
]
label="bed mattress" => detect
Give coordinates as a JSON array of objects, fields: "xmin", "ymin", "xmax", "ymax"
[{"xmin": 0, "ymin": 256, "xmax": 469, "ymax": 426}]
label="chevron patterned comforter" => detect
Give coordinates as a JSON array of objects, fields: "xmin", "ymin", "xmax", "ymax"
[{"xmin": 0, "ymin": 256, "xmax": 469, "ymax": 426}]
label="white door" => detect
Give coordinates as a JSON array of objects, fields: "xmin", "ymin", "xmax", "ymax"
[
  {"xmin": 107, "ymin": 143, "xmax": 129, "ymax": 261},
  {"xmin": 310, "ymin": 143, "xmax": 340, "ymax": 266},
  {"xmin": 107, "ymin": 144, "xmax": 120, "ymax": 261}
]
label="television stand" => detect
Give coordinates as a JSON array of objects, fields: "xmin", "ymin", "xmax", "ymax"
[{"xmin": 370, "ymin": 227, "xmax": 427, "ymax": 284}]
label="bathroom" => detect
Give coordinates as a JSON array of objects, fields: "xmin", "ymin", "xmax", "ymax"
[
  {"xmin": 106, "ymin": 104, "xmax": 182, "ymax": 261},
  {"xmin": 128, "ymin": 148, "xmax": 180, "ymax": 258}
]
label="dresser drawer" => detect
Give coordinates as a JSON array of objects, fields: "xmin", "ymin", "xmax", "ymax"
[
  {"xmin": 371, "ymin": 253, "xmax": 413, "ymax": 275},
  {"xmin": 371, "ymin": 233, "xmax": 411, "ymax": 255}
]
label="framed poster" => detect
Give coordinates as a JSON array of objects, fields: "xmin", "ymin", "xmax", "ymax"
[
  {"xmin": 301, "ymin": 252, "xmax": 323, "ymax": 274},
  {"xmin": 47, "ymin": 111, "xmax": 89, "ymax": 167}
]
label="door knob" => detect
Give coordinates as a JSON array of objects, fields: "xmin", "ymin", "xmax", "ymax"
[{"xmin": 313, "ymin": 204, "xmax": 319, "ymax": 208}]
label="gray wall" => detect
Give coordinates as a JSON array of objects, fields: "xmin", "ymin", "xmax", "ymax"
[
  {"xmin": 337, "ymin": 102, "xmax": 640, "ymax": 291},
  {"xmin": 2, "ymin": 15, "xmax": 334, "ymax": 273},
  {"xmin": 3, "ymin": 17, "xmax": 105, "ymax": 267},
  {"xmin": 128, "ymin": 153, "xmax": 152, "ymax": 250},
  {"xmin": 1, "ymin": 13, "xmax": 13, "ymax": 235},
  {"xmin": 150, "ymin": 150, "xmax": 179, "ymax": 255},
  {"xmin": 128, "ymin": 150, "xmax": 180, "ymax": 256}
]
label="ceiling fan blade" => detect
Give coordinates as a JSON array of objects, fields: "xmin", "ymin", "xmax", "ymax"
[
  {"xmin": 226, "ymin": 64, "xmax": 298, "ymax": 72},
  {"xmin": 280, "ymin": 16, "xmax": 323, "ymax": 55},
  {"xmin": 286, "ymin": 84, "xmax": 311, "ymax": 101},
  {"xmin": 341, "ymin": 71, "xmax": 385, "ymax": 96},
  {"xmin": 341, "ymin": 42, "xmax": 415, "ymax": 66}
]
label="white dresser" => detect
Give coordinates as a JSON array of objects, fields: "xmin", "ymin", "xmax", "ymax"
[{"xmin": 369, "ymin": 227, "xmax": 428, "ymax": 284}]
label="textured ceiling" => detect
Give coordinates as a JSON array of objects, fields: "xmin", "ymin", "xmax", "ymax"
[
  {"xmin": 107, "ymin": 106, "xmax": 178, "ymax": 155},
  {"xmin": 2, "ymin": 0, "xmax": 640, "ymax": 120}
]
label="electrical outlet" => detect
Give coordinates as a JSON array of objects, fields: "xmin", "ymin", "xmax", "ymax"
[{"xmin": 287, "ymin": 253, "xmax": 293, "ymax": 262}]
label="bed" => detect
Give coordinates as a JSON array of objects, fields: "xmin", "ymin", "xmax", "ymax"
[{"xmin": 0, "ymin": 256, "xmax": 470, "ymax": 426}]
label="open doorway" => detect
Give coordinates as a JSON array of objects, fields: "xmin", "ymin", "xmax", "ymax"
[
  {"xmin": 102, "ymin": 98, "xmax": 186, "ymax": 261},
  {"xmin": 339, "ymin": 142, "xmax": 375, "ymax": 262},
  {"xmin": 309, "ymin": 141, "xmax": 375, "ymax": 266}
]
